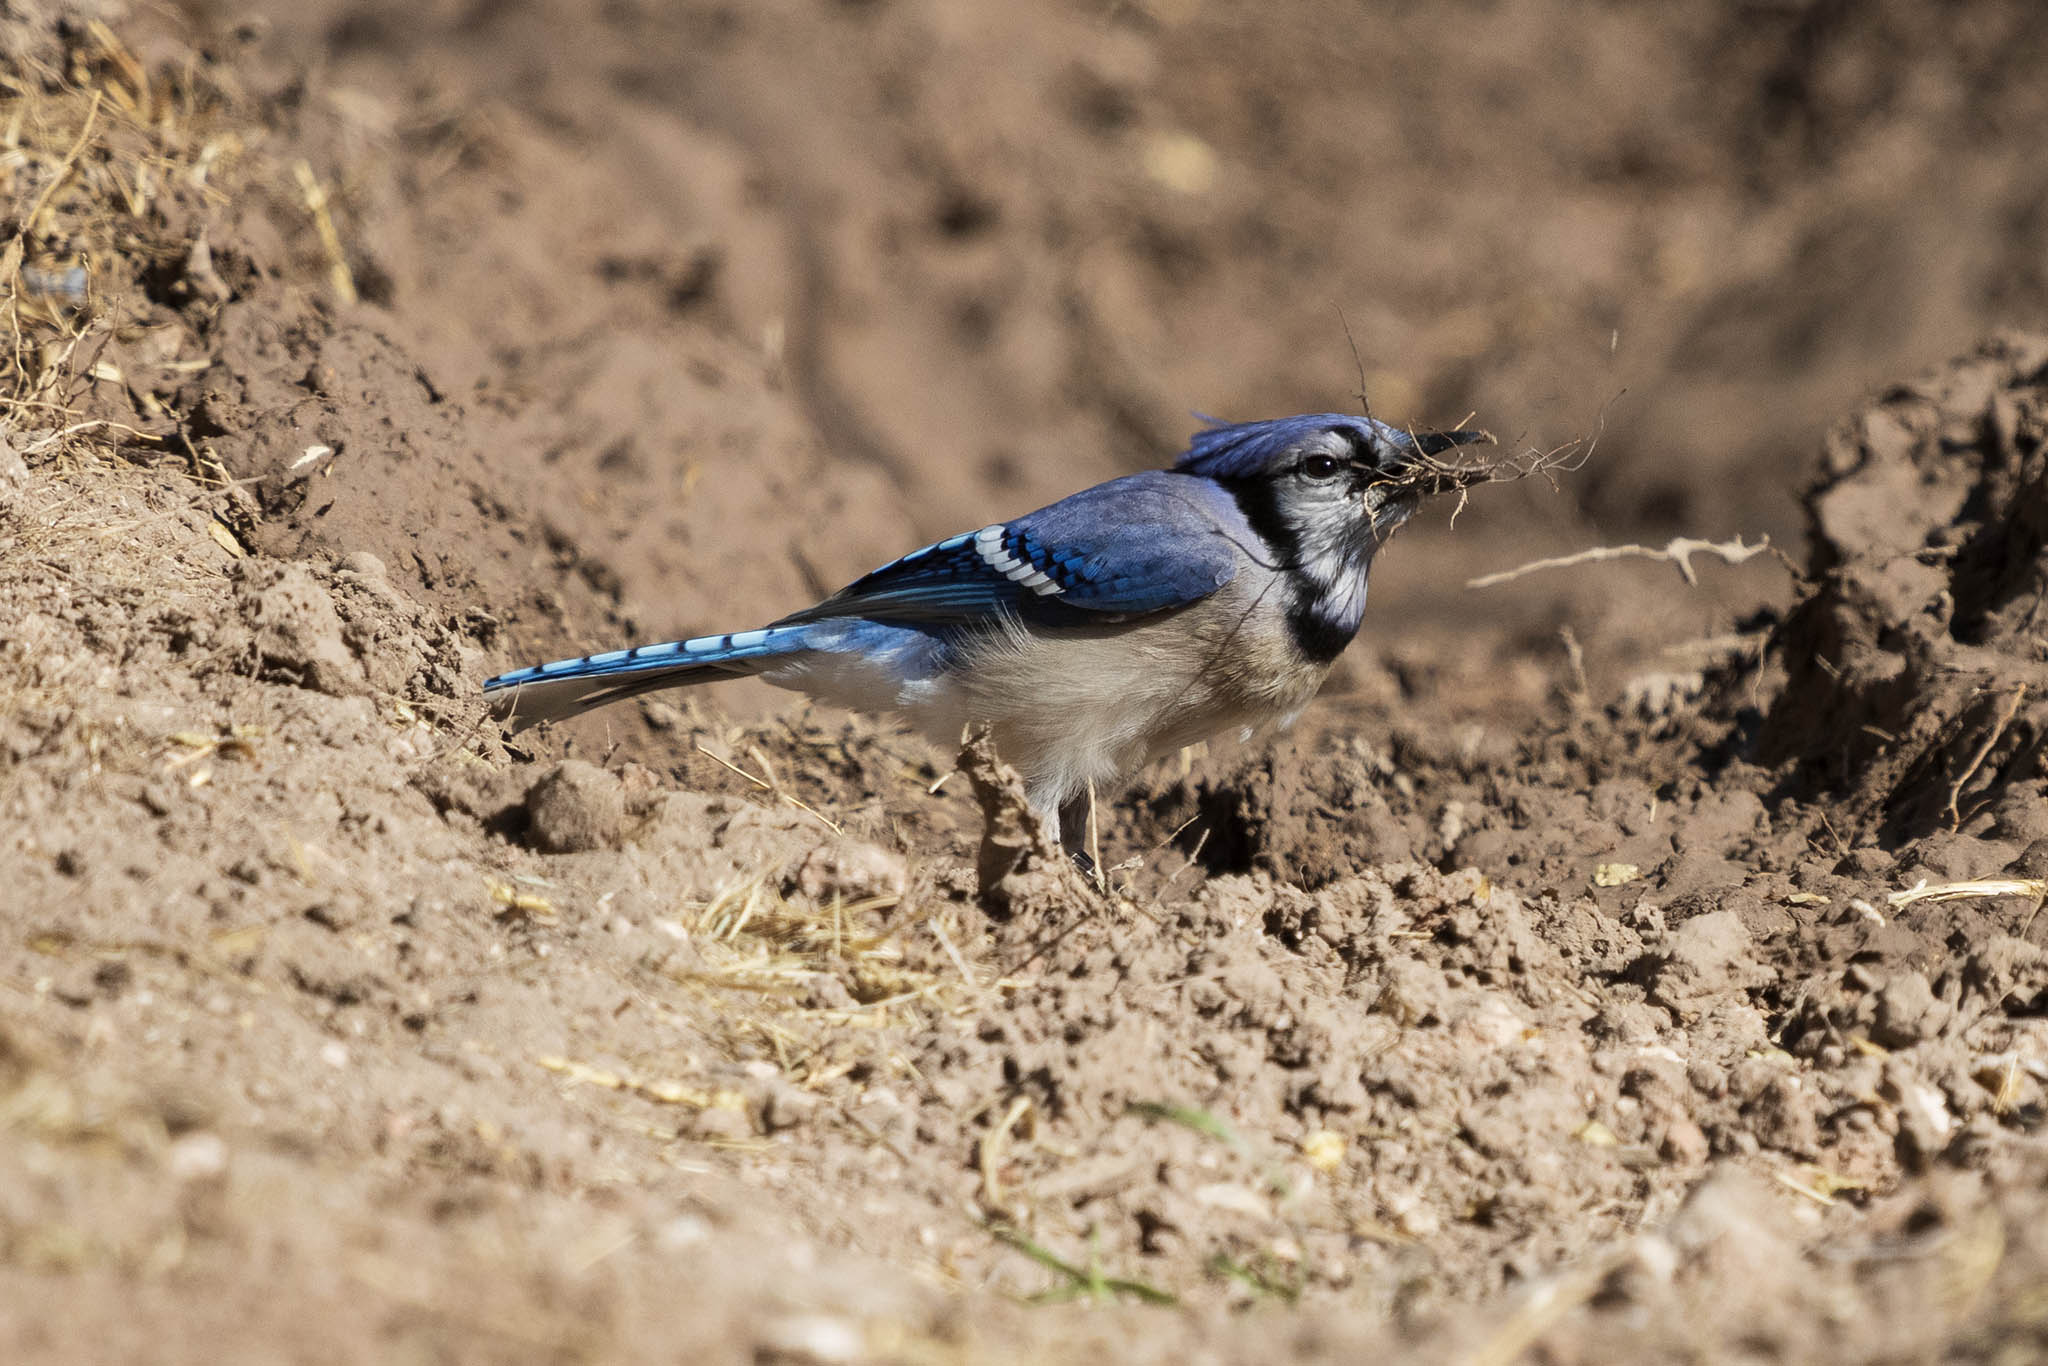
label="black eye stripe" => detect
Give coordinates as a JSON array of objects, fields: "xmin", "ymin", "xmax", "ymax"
[{"xmin": 1327, "ymin": 426, "xmax": 1401, "ymax": 478}]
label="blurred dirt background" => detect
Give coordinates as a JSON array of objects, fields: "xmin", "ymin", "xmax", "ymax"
[{"xmin": 3, "ymin": 0, "xmax": 2048, "ymax": 1360}]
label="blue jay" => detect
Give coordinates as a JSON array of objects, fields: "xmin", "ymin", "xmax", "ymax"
[{"xmin": 486, "ymin": 414, "xmax": 1491, "ymax": 846}]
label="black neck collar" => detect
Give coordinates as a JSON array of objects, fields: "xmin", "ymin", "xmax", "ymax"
[{"xmin": 1223, "ymin": 479, "xmax": 1363, "ymax": 666}]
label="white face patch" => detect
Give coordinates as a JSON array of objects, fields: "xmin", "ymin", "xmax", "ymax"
[
  {"xmin": 1280, "ymin": 482, "xmax": 1374, "ymax": 584},
  {"xmin": 1304, "ymin": 557, "xmax": 1369, "ymax": 628},
  {"xmin": 1265, "ymin": 435, "xmax": 1418, "ymax": 645}
]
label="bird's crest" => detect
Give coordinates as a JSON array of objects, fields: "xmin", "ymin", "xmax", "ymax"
[{"xmin": 1174, "ymin": 413, "xmax": 1370, "ymax": 480}]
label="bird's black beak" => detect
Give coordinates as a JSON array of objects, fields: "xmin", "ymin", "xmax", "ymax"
[
  {"xmin": 1411, "ymin": 428, "xmax": 1495, "ymax": 457},
  {"xmin": 1377, "ymin": 427, "xmax": 1498, "ymax": 499}
]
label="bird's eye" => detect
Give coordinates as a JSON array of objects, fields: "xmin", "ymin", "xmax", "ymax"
[{"xmin": 1299, "ymin": 454, "xmax": 1344, "ymax": 482}]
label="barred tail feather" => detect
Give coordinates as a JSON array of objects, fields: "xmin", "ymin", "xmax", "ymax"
[{"xmin": 483, "ymin": 625, "xmax": 812, "ymax": 729}]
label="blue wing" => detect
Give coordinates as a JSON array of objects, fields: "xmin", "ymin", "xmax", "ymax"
[
  {"xmin": 774, "ymin": 471, "xmax": 1247, "ymax": 627},
  {"xmin": 485, "ymin": 471, "xmax": 1255, "ymax": 730}
]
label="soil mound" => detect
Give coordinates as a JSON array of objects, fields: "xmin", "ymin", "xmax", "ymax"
[{"xmin": 1763, "ymin": 333, "xmax": 2048, "ymax": 841}]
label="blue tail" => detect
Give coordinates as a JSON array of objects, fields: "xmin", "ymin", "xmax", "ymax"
[{"xmin": 484, "ymin": 624, "xmax": 814, "ymax": 729}]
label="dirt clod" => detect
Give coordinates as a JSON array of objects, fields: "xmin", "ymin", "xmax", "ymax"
[
  {"xmin": 235, "ymin": 561, "xmax": 363, "ymax": 696},
  {"xmin": 790, "ymin": 841, "xmax": 907, "ymax": 903},
  {"xmin": 1872, "ymin": 971, "xmax": 1951, "ymax": 1048},
  {"xmin": 524, "ymin": 760, "xmax": 628, "ymax": 853},
  {"xmin": 956, "ymin": 728, "xmax": 1093, "ymax": 920},
  {"xmin": 1646, "ymin": 910, "xmax": 1768, "ymax": 1015}
]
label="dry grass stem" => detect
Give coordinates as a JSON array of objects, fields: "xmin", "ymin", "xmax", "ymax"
[
  {"xmin": 1461, "ymin": 1253, "xmax": 1618, "ymax": 1366},
  {"xmin": 928, "ymin": 917, "xmax": 980, "ymax": 993},
  {"xmin": 1085, "ymin": 777, "xmax": 1103, "ymax": 890},
  {"xmin": 979, "ymin": 1095, "xmax": 1034, "ymax": 1216},
  {"xmin": 692, "ymin": 740, "xmax": 842, "ymax": 834},
  {"xmin": 1887, "ymin": 877, "xmax": 2048, "ymax": 911},
  {"xmin": 669, "ymin": 872, "xmax": 959, "ymax": 1026},
  {"xmin": 1946, "ymin": 684, "xmax": 2027, "ymax": 826},
  {"xmin": 292, "ymin": 158, "xmax": 357, "ymax": 304},
  {"xmin": 1466, "ymin": 534, "xmax": 1776, "ymax": 590},
  {"xmin": 1367, "ymin": 428, "xmax": 1592, "ymax": 532},
  {"xmin": 1771, "ymin": 1170, "xmax": 1832, "ymax": 1206},
  {"xmin": 14, "ymin": 89, "xmax": 103, "ymax": 242},
  {"xmin": 2, "ymin": 31, "xmax": 243, "ymax": 420},
  {"xmin": 536, "ymin": 1054, "xmax": 742, "ymax": 1111}
]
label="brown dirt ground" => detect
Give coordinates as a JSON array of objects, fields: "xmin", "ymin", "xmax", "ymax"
[{"xmin": 4, "ymin": 0, "xmax": 2048, "ymax": 1360}]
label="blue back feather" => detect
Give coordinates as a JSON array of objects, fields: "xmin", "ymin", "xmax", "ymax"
[{"xmin": 775, "ymin": 470, "xmax": 1247, "ymax": 627}]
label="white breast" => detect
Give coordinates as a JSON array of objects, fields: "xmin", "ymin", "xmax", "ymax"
[
  {"xmin": 756, "ymin": 575, "xmax": 1333, "ymax": 820},
  {"xmin": 943, "ymin": 589, "xmax": 1329, "ymax": 815}
]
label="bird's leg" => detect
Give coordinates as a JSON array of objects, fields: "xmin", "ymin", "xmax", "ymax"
[{"xmin": 1056, "ymin": 792, "xmax": 1100, "ymax": 880}]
